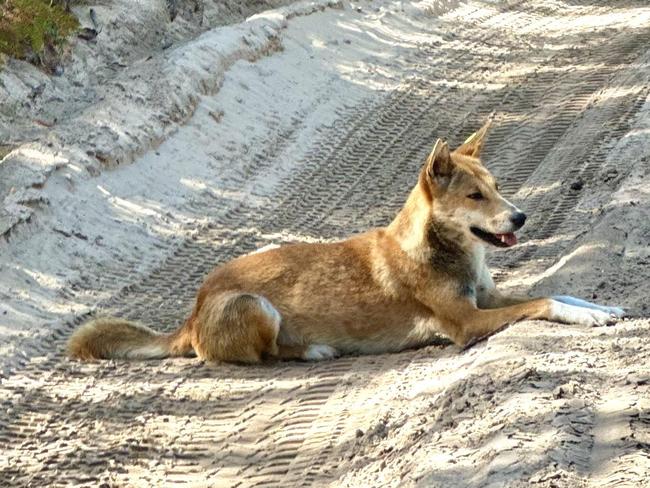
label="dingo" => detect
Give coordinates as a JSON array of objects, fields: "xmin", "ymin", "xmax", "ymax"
[{"xmin": 68, "ymin": 118, "xmax": 624, "ymax": 363}]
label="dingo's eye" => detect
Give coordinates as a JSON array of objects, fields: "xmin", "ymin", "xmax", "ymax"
[{"xmin": 467, "ymin": 192, "xmax": 484, "ymax": 200}]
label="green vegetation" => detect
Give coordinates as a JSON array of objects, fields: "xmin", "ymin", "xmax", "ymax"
[{"xmin": 0, "ymin": 0, "xmax": 78, "ymax": 66}]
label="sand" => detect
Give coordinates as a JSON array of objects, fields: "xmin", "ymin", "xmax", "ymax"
[{"xmin": 0, "ymin": 0, "xmax": 648, "ymax": 486}]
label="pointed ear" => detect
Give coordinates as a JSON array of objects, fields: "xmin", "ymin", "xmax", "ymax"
[
  {"xmin": 454, "ymin": 114, "xmax": 493, "ymax": 158},
  {"xmin": 425, "ymin": 138, "xmax": 453, "ymax": 184}
]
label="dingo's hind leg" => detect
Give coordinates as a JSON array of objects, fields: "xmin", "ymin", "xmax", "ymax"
[
  {"xmin": 194, "ymin": 292, "xmax": 281, "ymax": 363},
  {"xmin": 275, "ymin": 343, "xmax": 339, "ymax": 361}
]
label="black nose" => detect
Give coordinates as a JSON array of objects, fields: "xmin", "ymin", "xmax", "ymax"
[{"xmin": 510, "ymin": 212, "xmax": 527, "ymax": 229}]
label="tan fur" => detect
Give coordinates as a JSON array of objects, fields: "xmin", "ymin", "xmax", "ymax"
[
  {"xmin": 67, "ymin": 118, "xmax": 614, "ymax": 363},
  {"xmin": 193, "ymin": 293, "xmax": 280, "ymax": 363},
  {"xmin": 67, "ymin": 317, "xmax": 192, "ymax": 360}
]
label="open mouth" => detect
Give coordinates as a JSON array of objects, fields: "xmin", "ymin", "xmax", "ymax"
[{"xmin": 470, "ymin": 227, "xmax": 518, "ymax": 248}]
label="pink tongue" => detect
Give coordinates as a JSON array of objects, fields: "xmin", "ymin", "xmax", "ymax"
[{"xmin": 495, "ymin": 232, "xmax": 517, "ymax": 246}]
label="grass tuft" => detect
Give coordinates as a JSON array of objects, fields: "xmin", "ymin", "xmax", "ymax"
[{"xmin": 0, "ymin": 0, "xmax": 79, "ymax": 68}]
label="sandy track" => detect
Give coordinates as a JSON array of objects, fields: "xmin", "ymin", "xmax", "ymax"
[{"xmin": 1, "ymin": 0, "xmax": 650, "ymax": 486}]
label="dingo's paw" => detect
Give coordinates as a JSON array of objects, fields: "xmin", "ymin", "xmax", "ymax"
[
  {"xmin": 552, "ymin": 296, "xmax": 624, "ymax": 318},
  {"xmin": 550, "ymin": 301, "xmax": 618, "ymax": 326},
  {"xmin": 303, "ymin": 344, "xmax": 339, "ymax": 361},
  {"xmin": 598, "ymin": 305, "xmax": 625, "ymax": 318}
]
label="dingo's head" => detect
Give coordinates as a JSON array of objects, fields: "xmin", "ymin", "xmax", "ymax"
[{"xmin": 419, "ymin": 118, "xmax": 526, "ymax": 248}]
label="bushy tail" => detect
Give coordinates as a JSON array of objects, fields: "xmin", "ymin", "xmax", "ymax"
[{"xmin": 67, "ymin": 317, "xmax": 193, "ymax": 360}]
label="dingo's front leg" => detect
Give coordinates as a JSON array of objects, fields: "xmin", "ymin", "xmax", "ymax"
[
  {"xmin": 475, "ymin": 264, "xmax": 624, "ymax": 317},
  {"xmin": 479, "ymin": 290, "xmax": 624, "ymax": 317},
  {"xmin": 437, "ymin": 297, "xmax": 619, "ymax": 348},
  {"xmin": 477, "ymin": 287, "xmax": 532, "ymax": 309}
]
